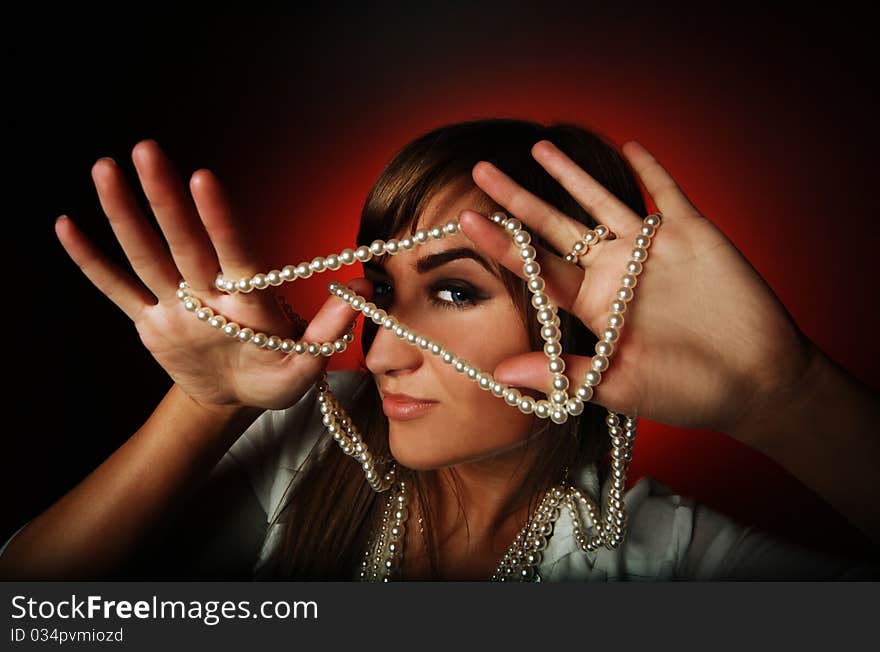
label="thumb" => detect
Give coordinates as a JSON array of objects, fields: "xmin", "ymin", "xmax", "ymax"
[
  {"xmin": 493, "ymin": 351, "xmax": 596, "ymax": 400},
  {"xmin": 296, "ymin": 277, "xmax": 373, "ymax": 351}
]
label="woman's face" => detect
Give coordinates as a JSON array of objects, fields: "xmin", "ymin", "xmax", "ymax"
[{"xmin": 364, "ymin": 179, "xmax": 538, "ymax": 471}]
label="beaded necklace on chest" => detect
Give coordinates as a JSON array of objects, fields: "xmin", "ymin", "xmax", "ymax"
[{"xmin": 355, "ymin": 411, "xmax": 636, "ymax": 582}]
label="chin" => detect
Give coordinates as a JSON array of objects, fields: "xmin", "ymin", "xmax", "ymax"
[{"xmin": 388, "ymin": 432, "xmax": 527, "ymax": 471}]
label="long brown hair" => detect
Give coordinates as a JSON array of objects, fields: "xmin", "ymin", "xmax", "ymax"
[{"xmin": 257, "ymin": 118, "xmax": 647, "ymax": 579}]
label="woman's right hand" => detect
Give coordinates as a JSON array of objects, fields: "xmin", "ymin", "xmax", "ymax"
[{"xmin": 56, "ymin": 139, "xmax": 371, "ymax": 411}]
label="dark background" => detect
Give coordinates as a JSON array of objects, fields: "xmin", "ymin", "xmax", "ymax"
[{"xmin": 5, "ymin": 3, "xmax": 879, "ymax": 563}]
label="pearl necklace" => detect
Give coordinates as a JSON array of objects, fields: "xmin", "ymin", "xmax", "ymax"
[
  {"xmin": 175, "ymin": 210, "xmax": 662, "ymax": 573},
  {"xmin": 358, "ymin": 410, "xmax": 636, "ymax": 582},
  {"xmin": 177, "ymin": 212, "xmax": 662, "ymax": 427}
]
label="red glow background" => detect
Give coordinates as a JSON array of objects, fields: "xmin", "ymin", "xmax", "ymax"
[{"xmin": 6, "ymin": 4, "xmax": 879, "ymax": 563}]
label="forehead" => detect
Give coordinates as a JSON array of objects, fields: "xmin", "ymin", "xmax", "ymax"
[
  {"xmin": 369, "ymin": 179, "xmax": 502, "ymax": 277},
  {"xmin": 410, "ymin": 177, "xmax": 495, "ymax": 233}
]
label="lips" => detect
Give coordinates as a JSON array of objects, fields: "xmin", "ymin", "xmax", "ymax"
[{"xmin": 381, "ymin": 392, "xmax": 438, "ymax": 420}]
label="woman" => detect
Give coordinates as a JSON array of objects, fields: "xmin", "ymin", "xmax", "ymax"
[{"xmin": 1, "ymin": 119, "xmax": 877, "ymax": 580}]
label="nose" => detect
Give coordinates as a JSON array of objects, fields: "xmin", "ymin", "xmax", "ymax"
[{"xmin": 364, "ymin": 309, "xmax": 426, "ymax": 377}]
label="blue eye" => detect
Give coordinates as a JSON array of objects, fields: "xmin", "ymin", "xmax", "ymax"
[{"xmin": 368, "ymin": 280, "xmax": 479, "ymax": 311}]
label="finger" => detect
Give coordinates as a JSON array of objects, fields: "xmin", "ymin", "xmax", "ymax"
[
  {"xmin": 471, "ymin": 159, "xmax": 599, "ymax": 260},
  {"xmin": 55, "ymin": 215, "xmax": 155, "ymax": 321},
  {"xmin": 131, "ymin": 140, "xmax": 220, "ymax": 293},
  {"xmin": 91, "ymin": 157, "xmax": 182, "ymax": 303},
  {"xmin": 458, "ymin": 210, "xmax": 584, "ymax": 313},
  {"xmin": 620, "ymin": 141, "xmax": 699, "ymax": 219},
  {"xmin": 284, "ymin": 278, "xmax": 373, "ymax": 369},
  {"xmin": 189, "ymin": 169, "xmax": 260, "ymax": 280},
  {"xmin": 530, "ymin": 140, "xmax": 644, "ymax": 237},
  {"xmin": 491, "ymin": 351, "xmax": 606, "ymax": 407}
]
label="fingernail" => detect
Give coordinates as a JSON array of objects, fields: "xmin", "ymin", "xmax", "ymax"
[{"xmin": 99, "ymin": 157, "xmax": 116, "ymax": 166}]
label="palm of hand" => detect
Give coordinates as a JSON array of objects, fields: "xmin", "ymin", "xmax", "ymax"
[{"xmin": 461, "ymin": 140, "xmax": 814, "ymax": 439}]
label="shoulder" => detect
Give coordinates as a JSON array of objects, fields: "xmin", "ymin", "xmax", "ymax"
[
  {"xmin": 224, "ymin": 369, "xmax": 372, "ymax": 519},
  {"xmin": 540, "ymin": 472, "xmax": 697, "ymax": 581}
]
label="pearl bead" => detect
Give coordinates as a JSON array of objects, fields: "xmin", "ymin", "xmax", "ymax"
[
  {"xmin": 417, "ymin": 337, "xmax": 430, "ymax": 349},
  {"xmin": 491, "ymin": 383, "xmax": 506, "ymax": 397},
  {"xmin": 552, "ymin": 375, "xmax": 569, "ymax": 391},
  {"xmin": 550, "ymin": 409, "xmax": 567, "ymax": 424},
  {"xmin": 531, "ymin": 292, "xmax": 549, "ymax": 309},
  {"xmin": 540, "ymin": 324, "xmax": 559, "ymax": 341},
  {"xmin": 635, "ymin": 235, "xmax": 650, "ymax": 248},
  {"xmin": 295, "ymin": 263, "xmax": 312, "ymax": 278},
  {"xmin": 514, "ymin": 231, "xmax": 531, "ymax": 246},
  {"xmin": 309, "ymin": 258, "xmax": 326, "ymax": 273},
  {"xmin": 441, "ymin": 351, "xmax": 454, "ymax": 364},
  {"xmin": 466, "ymin": 367, "xmax": 478, "ymax": 380},
  {"xmin": 527, "ymin": 277, "xmax": 545, "ymax": 293},
  {"xmin": 544, "ymin": 341, "xmax": 561, "ymax": 357},
  {"xmin": 428, "ymin": 226, "xmax": 443, "ymax": 239},
  {"xmin": 595, "ymin": 340, "xmax": 613, "ymax": 356},
  {"xmin": 645, "ymin": 214, "xmax": 661, "ymax": 226},
  {"xmin": 584, "ymin": 370, "xmax": 602, "ymax": 386},
  {"xmin": 413, "ymin": 229, "xmax": 428, "ymax": 243},
  {"xmin": 280, "ymin": 339, "xmax": 294, "ymax": 353},
  {"xmin": 308, "ymin": 343, "xmax": 321, "ymax": 356},
  {"xmin": 602, "ymin": 327, "xmax": 619, "ymax": 342},
  {"xmin": 400, "ymin": 237, "xmax": 415, "ymax": 250},
  {"xmin": 266, "ymin": 335, "xmax": 282, "ymax": 351},
  {"xmin": 184, "ymin": 297, "xmax": 201, "ymax": 311},
  {"xmin": 394, "ymin": 325, "xmax": 406, "ymax": 339},
  {"xmin": 320, "ymin": 343, "xmax": 334, "ymax": 356},
  {"xmin": 517, "ymin": 395, "xmax": 536, "ymax": 414},
  {"xmin": 631, "ymin": 247, "xmax": 647, "ymax": 262},
  {"xmin": 454, "ymin": 360, "xmax": 466, "ymax": 373},
  {"xmin": 594, "ymin": 225, "xmax": 609, "ymax": 238},
  {"xmin": 280, "ymin": 265, "xmax": 296, "ymax": 280},
  {"xmin": 550, "ymin": 390, "xmax": 567, "ymax": 405},
  {"xmin": 196, "ymin": 307, "xmax": 213, "ymax": 321},
  {"xmin": 370, "ymin": 240, "xmax": 386, "ymax": 255},
  {"xmin": 237, "ymin": 328, "xmax": 254, "ymax": 343},
  {"xmin": 566, "ymin": 397, "xmax": 584, "ymax": 415},
  {"xmin": 222, "ymin": 323, "xmax": 240, "ymax": 337},
  {"xmin": 621, "ymin": 274, "xmax": 637, "ymax": 288},
  {"xmin": 355, "ymin": 246, "xmax": 372, "ymax": 262},
  {"xmin": 236, "ymin": 278, "xmax": 252, "ymax": 293},
  {"xmin": 640, "ymin": 223, "xmax": 656, "ymax": 237},
  {"xmin": 384, "ymin": 240, "xmax": 399, "ymax": 255},
  {"xmin": 610, "ymin": 299, "xmax": 627, "ymax": 314},
  {"xmin": 325, "ymin": 254, "xmax": 341, "ymax": 270},
  {"xmin": 626, "ymin": 260, "xmax": 643, "ymax": 275},
  {"xmin": 382, "ymin": 316, "xmax": 397, "ymax": 330},
  {"xmin": 490, "ymin": 211, "xmax": 507, "ymax": 223},
  {"xmin": 591, "ymin": 355, "xmax": 609, "ymax": 372},
  {"xmin": 537, "ymin": 308, "xmax": 555, "ymax": 324},
  {"xmin": 267, "ymin": 270, "xmax": 283, "ymax": 286},
  {"xmin": 443, "ymin": 220, "xmax": 460, "ymax": 235},
  {"xmin": 575, "ymin": 385, "xmax": 593, "ymax": 401},
  {"xmin": 548, "ymin": 357, "xmax": 565, "ymax": 374},
  {"xmin": 534, "ymin": 401, "xmax": 550, "ymax": 419},
  {"xmin": 616, "ymin": 287, "xmax": 634, "ymax": 302},
  {"xmin": 523, "ymin": 261, "xmax": 540, "ymax": 277},
  {"xmin": 608, "ymin": 314, "xmax": 624, "ymax": 329},
  {"xmin": 209, "ymin": 315, "xmax": 226, "ymax": 329},
  {"xmin": 573, "ymin": 241, "xmax": 586, "ymax": 253},
  {"xmin": 519, "ymin": 245, "xmax": 537, "ymax": 260},
  {"xmin": 294, "ymin": 342, "xmax": 307, "ymax": 354},
  {"xmin": 477, "ymin": 373, "xmax": 493, "ymax": 390},
  {"xmin": 429, "ymin": 342, "xmax": 442, "ymax": 355},
  {"xmin": 406, "ymin": 332, "xmax": 417, "ymax": 345}
]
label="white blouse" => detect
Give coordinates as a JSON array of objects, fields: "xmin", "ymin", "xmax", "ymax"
[{"xmin": 2, "ymin": 369, "xmax": 876, "ymax": 580}]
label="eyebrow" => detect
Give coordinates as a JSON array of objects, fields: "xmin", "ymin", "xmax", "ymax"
[{"xmin": 364, "ymin": 247, "xmax": 498, "ymax": 277}]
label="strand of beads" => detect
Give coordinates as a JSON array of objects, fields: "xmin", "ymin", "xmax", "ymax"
[
  {"xmin": 176, "ymin": 281, "xmax": 356, "ymax": 356},
  {"xmin": 176, "ymin": 212, "xmax": 662, "ymax": 427},
  {"xmin": 317, "ymin": 374, "xmax": 397, "ymax": 493},
  {"xmin": 213, "ymin": 221, "xmax": 463, "ymax": 295},
  {"xmin": 566, "ymin": 412, "xmax": 636, "ymax": 552},
  {"xmin": 359, "ymin": 480, "xmax": 410, "ymax": 581},
  {"xmin": 491, "ymin": 484, "xmax": 569, "ymax": 581}
]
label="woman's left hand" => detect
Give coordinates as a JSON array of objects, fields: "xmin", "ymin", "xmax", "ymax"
[{"xmin": 458, "ymin": 139, "xmax": 817, "ymax": 443}]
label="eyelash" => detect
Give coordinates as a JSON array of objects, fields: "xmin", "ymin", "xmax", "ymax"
[{"xmin": 371, "ymin": 281, "xmax": 479, "ymax": 311}]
